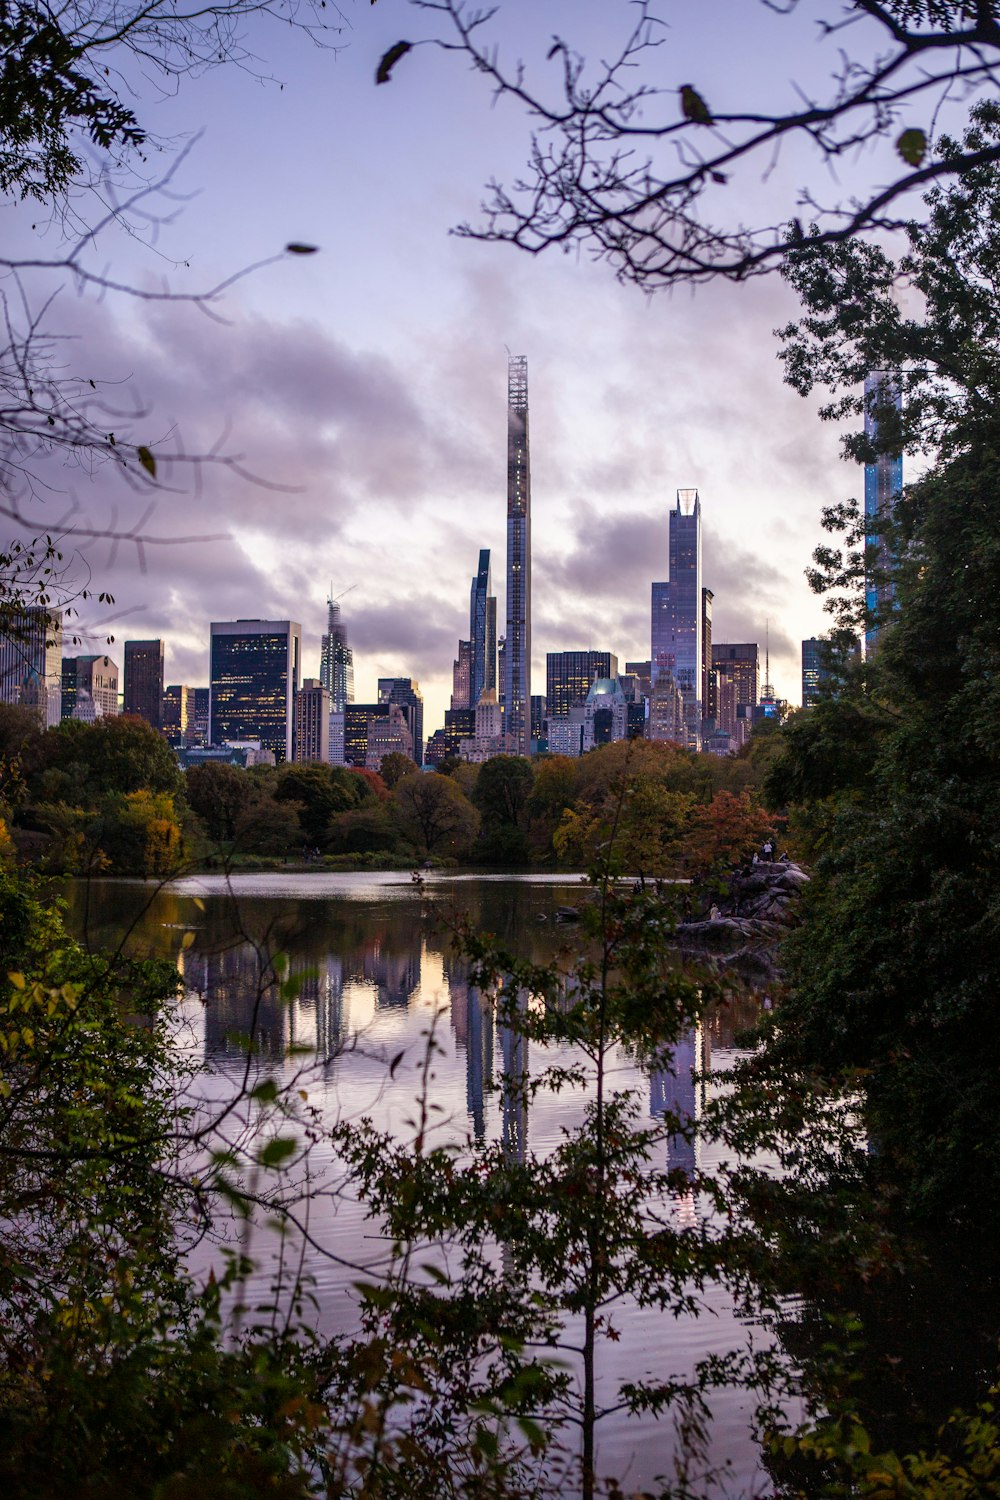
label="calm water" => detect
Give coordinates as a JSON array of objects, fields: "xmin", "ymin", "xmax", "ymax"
[{"xmin": 66, "ymin": 871, "xmax": 781, "ymax": 1496}]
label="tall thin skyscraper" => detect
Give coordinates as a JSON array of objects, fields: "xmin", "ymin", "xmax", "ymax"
[
  {"xmin": 469, "ymin": 548, "xmax": 496, "ymax": 709},
  {"xmin": 864, "ymin": 372, "xmax": 903, "ymax": 657},
  {"xmin": 651, "ymin": 489, "xmax": 703, "ymax": 751},
  {"xmin": 504, "ymin": 355, "xmax": 531, "ymax": 756},
  {"xmin": 320, "ymin": 594, "xmax": 355, "ymax": 711}
]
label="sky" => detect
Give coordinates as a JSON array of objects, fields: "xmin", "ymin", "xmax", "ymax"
[{"xmin": 6, "ymin": 0, "xmax": 943, "ymax": 732}]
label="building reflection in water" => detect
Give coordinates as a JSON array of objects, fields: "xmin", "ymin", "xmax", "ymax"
[
  {"xmin": 649, "ymin": 1022, "xmax": 710, "ymax": 1180},
  {"xmin": 184, "ymin": 941, "xmax": 353, "ymax": 1069},
  {"xmin": 499, "ymin": 984, "xmax": 529, "ymax": 1164},
  {"xmin": 361, "ymin": 941, "xmax": 420, "ymax": 1010}
]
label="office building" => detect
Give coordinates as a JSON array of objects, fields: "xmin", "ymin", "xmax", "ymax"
[
  {"xmin": 459, "ymin": 688, "xmax": 511, "ymax": 763},
  {"xmin": 191, "ymin": 687, "xmax": 210, "ymax": 747},
  {"xmin": 209, "ymin": 620, "xmax": 301, "ymax": 762},
  {"xmin": 497, "ymin": 637, "xmax": 506, "ymax": 717},
  {"xmin": 651, "ymin": 489, "xmax": 703, "ymax": 750},
  {"xmin": 62, "ymin": 654, "xmax": 119, "ymax": 720},
  {"xmin": 295, "ymin": 679, "xmax": 331, "ymax": 763},
  {"xmin": 546, "ymin": 651, "xmax": 618, "ymax": 721},
  {"xmin": 378, "ymin": 678, "xmax": 423, "ymax": 766},
  {"xmin": 712, "ymin": 643, "xmax": 759, "ymax": 708},
  {"xmin": 530, "ymin": 694, "xmax": 546, "ymax": 745},
  {"xmin": 469, "ymin": 548, "xmax": 497, "ymax": 708},
  {"xmin": 162, "ymin": 684, "xmax": 191, "ymax": 747},
  {"xmin": 647, "ymin": 672, "xmax": 684, "ymax": 744},
  {"xmin": 343, "ymin": 702, "xmax": 389, "ymax": 768},
  {"xmin": 123, "ymin": 639, "xmax": 164, "ymax": 729},
  {"xmin": 366, "ymin": 703, "xmax": 413, "ymax": 769},
  {"xmin": 0, "ymin": 607, "xmax": 62, "ymax": 726},
  {"xmin": 320, "ymin": 594, "xmax": 355, "ymax": 711},
  {"xmin": 864, "ymin": 371, "xmax": 903, "ymax": 656},
  {"xmin": 625, "ymin": 660, "xmax": 652, "ymax": 701},
  {"xmin": 452, "ymin": 641, "xmax": 472, "ymax": 711},
  {"xmin": 329, "ymin": 711, "xmax": 345, "ymax": 766},
  {"xmin": 504, "ymin": 355, "xmax": 531, "ymax": 755}
]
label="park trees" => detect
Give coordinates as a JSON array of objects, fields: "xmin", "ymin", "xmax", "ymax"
[
  {"xmin": 754, "ymin": 109, "xmax": 1000, "ymax": 1225},
  {"xmin": 394, "ymin": 769, "xmax": 479, "ymax": 860}
]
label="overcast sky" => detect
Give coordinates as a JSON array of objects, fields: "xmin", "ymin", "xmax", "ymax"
[{"xmin": 10, "ymin": 0, "xmax": 937, "ymax": 731}]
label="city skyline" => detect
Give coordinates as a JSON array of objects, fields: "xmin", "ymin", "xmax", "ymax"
[{"xmin": 0, "ymin": 3, "xmax": 863, "ymax": 739}]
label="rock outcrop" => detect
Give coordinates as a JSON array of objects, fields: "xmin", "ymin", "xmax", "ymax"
[{"xmin": 676, "ymin": 860, "xmax": 809, "ymax": 979}]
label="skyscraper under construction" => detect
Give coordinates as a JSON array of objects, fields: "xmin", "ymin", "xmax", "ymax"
[
  {"xmin": 504, "ymin": 355, "xmax": 531, "ymax": 755},
  {"xmin": 320, "ymin": 594, "xmax": 355, "ymax": 712}
]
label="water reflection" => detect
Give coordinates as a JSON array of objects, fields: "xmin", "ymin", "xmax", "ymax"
[{"xmin": 61, "ymin": 871, "xmax": 772, "ymax": 1495}]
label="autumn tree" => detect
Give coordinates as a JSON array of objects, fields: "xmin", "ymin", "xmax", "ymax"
[{"xmin": 394, "ymin": 770, "xmax": 479, "ymax": 860}]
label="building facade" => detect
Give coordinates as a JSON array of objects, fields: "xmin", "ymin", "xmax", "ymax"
[
  {"xmin": 651, "ymin": 489, "xmax": 703, "ymax": 750},
  {"xmin": 162, "ymin": 684, "xmax": 191, "ymax": 747},
  {"xmin": 451, "ymin": 640, "xmax": 472, "ymax": 711},
  {"xmin": 712, "ymin": 643, "xmax": 760, "ymax": 747},
  {"xmin": 546, "ymin": 651, "xmax": 619, "ymax": 722},
  {"xmin": 366, "ymin": 703, "xmax": 413, "ymax": 769},
  {"xmin": 123, "ymin": 639, "xmax": 164, "ymax": 729},
  {"xmin": 504, "ymin": 355, "xmax": 531, "ymax": 755},
  {"xmin": 377, "ymin": 678, "xmax": 423, "ymax": 766},
  {"xmin": 864, "ymin": 371, "xmax": 903, "ymax": 657},
  {"xmin": 209, "ymin": 620, "xmax": 301, "ymax": 762},
  {"xmin": 295, "ymin": 679, "xmax": 331, "ymax": 763},
  {"xmin": 0, "ymin": 607, "xmax": 62, "ymax": 726},
  {"xmin": 62, "ymin": 654, "xmax": 119, "ymax": 720}
]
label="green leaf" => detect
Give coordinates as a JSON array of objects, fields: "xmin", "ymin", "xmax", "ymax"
[
  {"xmin": 285, "ymin": 242, "xmax": 318, "ymax": 254},
  {"xmin": 258, "ymin": 1136, "xmax": 297, "ymax": 1168},
  {"xmin": 376, "ymin": 40, "xmax": 412, "ymax": 85},
  {"xmin": 679, "ymin": 84, "xmax": 713, "ymax": 125},
  {"xmin": 252, "ymin": 1078, "xmax": 279, "ymax": 1103},
  {"xmin": 896, "ymin": 127, "xmax": 927, "ymax": 168},
  {"xmin": 136, "ymin": 444, "xmax": 156, "ymax": 478}
]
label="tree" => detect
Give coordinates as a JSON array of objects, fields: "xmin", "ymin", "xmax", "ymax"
[
  {"xmin": 275, "ymin": 762, "xmax": 365, "ymax": 845},
  {"xmin": 752, "ymin": 131, "xmax": 1000, "ymax": 1226},
  {"xmin": 396, "ymin": 1, "xmax": 1000, "ymax": 289},
  {"xmin": 394, "ymin": 769, "xmax": 479, "ymax": 859},
  {"xmin": 379, "ymin": 751, "xmax": 418, "ymax": 789},
  {"xmin": 471, "ymin": 754, "xmax": 534, "ymax": 863}
]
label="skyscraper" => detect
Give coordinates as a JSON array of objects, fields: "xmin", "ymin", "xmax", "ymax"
[
  {"xmin": 504, "ymin": 355, "xmax": 531, "ymax": 756},
  {"xmin": 377, "ymin": 678, "xmax": 424, "ymax": 766},
  {"xmin": 62, "ymin": 654, "xmax": 119, "ymax": 719},
  {"xmin": 0, "ymin": 607, "xmax": 62, "ymax": 726},
  {"xmin": 546, "ymin": 651, "xmax": 619, "ymax": 720},
  {"xmin": 451, "ymin": 640, "xmax": 472, "ymax": 711},
  {"xmin": 651, "ymin": 489, "xmax": 703, "ymax": 750},
  {"xmin": 123, "ymin": 639, "xmax": 164, "ymax": 729},
  {"xmin": 320, "ymin": 594, "xmax": 355, "ymax": 711},
  {"xmin": 295, "ymin": 679, "xmax": 331, "ymax": 763},
  {"xmin": 864, "ymin": 372, "xmax": 903, "ymax": 656},
  {"xmin": 210, "ymin": 620, "xmax": 301, "ymax": 761},
  {"xmin": 469, "ymin": 548, "xmax": 497, "ymax": 709},
  {"xmin": 701, "ymin": 588, "xmax": 715, "ymax": 726}
]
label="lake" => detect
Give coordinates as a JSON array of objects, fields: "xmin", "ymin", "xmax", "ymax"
[{"xmin": 66, "ymin": 869, "xmax": 784, "ymax": 1497}]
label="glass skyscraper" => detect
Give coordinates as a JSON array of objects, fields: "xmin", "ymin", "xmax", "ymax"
[
  {"xmin": 210, "ymin": 620, "xmax": 301, "ymax": 761},
  {"xmin": 651, "ymin": 489, "xmax": 703, "ymax": 750},
  {"xmin": 504, "ymin": 356, "xmax": 531, "ymax": 756},
  {"xmin": 469, "ymin": 548, "xmax": 496, "ymax": 710},
  {"xmin": 864, "ymin": 372, "xmax": 903, "ymax": 656}
]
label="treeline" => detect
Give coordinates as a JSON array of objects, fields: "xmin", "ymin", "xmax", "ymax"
[{"xmin": 0, "ymin": 706, "xmax": 778, "ymax": 877}]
